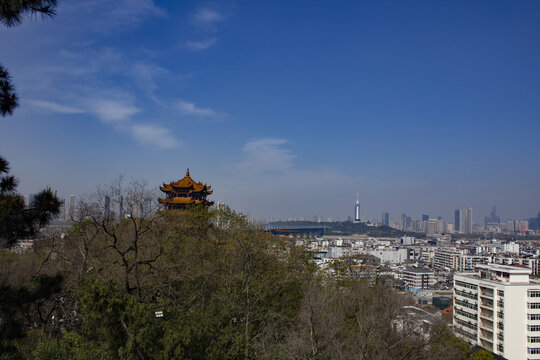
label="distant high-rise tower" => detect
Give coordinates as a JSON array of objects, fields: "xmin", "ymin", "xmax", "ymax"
[
  {"xmin": 455, "ymin": 209, "xmax": 463, "ymax": 233},
  {"xmin": 354, "ymin": 193, "xmax": 360, "ymax": 223},
  {"xmin": 67, "ymin": 194, "xmax": 75, "ymax": 221},
  {"xmin": 484, "ymin": 205, "xmax": 501, "ymax": 228},
  {"xmin": 464, "ymin": 208, "xmax": 473, "ymax": 234},
  {"xmin": 422, "ymin": 214, "xmax": 429, "ymax": 222},
  {"xmin": 382, "ymin": 212, "xmax": 389, "ymax": 226}
]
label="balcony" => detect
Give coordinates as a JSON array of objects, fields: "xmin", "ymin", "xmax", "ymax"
[
  {"xmin": 480, "ymin": 309, "xmax": 494, "ymax": 320},
  {"xmin": 479, "ymin": 337, "xmax": 494, "ymax": 351},
  {"xmin": 455, "ymin": 312, "xmax": 477, "ymax": 324},
  {"xmin": 480, "ymin": 319, "xmax": 494, "ymax": 331},
  {"xmin": 480, "ymin": 286, "xmax": 494, "ymax": 298},
  {"xmin": 480, "ymin": 300, "xmax": 494, "ymax": 310}
]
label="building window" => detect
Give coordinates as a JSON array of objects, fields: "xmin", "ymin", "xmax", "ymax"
[
  {"xmin": 529, "ymin": 337, "xmax": 540, "ymax": 343},
  {"xmin": 455, "ymin": 289, "xmax": 477, "ymax": 300},
  {"xmin": 529, "ymin": 303, "xmax": 540, "ymax": 309},
  {"xmin": 455, "ymin": 308, "xmax": 476, "ymax": 320},
  {"xmin": 455, "ymin": 299, "xmax": 476, "ymax": 310},
  {"xmin": 529, "ymin": 314, "xmax": 540, "ymax": 320},
  {"xmin": 456, "ymin": 319, "xmax": 476, "ymax": 330},
  {"xmin": 529, "ymin": 291, "xmax": 540, "ymax": 298},
  {"xmin": 528, "ymin": 325, "xmax": 540, "ymax": 331},
  {"xmin": 528, "ymin": 347, "xmax": 540, "ymax": 354},
  {"xmin": 497, "ymin": 300, "xmax": 504, "ymax": 308},
  {"xmin": 498, "ymin": 290, "xmax": 504, "ymax": 297},
  {"xmin": 455, "ymin": 280, "xmax": 476, "ymax": 290}
]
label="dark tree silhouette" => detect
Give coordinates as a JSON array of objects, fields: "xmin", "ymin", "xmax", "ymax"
[
  {"xmin": 1, "ymin": 0, "xmax": 57, "ymax": 117},
  {"xmin": 0, "ymin": 64, "xmax": 18, "ymax": 117},
  {"xmin": 0, "ymin": 155, "xmax": 62, "ymax": 247},
  {"xmin": 0, "ymin": 0, "xmax": 57, "ymax": 27}
]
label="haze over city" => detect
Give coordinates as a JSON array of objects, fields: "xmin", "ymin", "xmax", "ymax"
[{"xmin": 1, "ymin": 0, "xmax": 539, "ymax": 221}]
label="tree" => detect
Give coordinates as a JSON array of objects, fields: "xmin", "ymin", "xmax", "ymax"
[
  {"xmin": 0, "ymin": 0, "xmax": 57, "ymax": 27},
  {"xmin": 0, "ymin": 155, "xmax": 62, "ymax": 248},
  {"xmin": 470, "ymin": 349, "xmax": 496, "ymax": 360},
  {"xmin": 74, "ymin": 177, "xmax": 163, "ymax": 301},
  {"xmin": 426, "ymin": 324, "xmax": 471, "ymax": 360},
  {"xmin": 1, "ymin": 0, "xmax": 58, "ymax": 117},
  {"xmin": 0, "ymin": 64, "xmax": 18, "ymax": 117}
]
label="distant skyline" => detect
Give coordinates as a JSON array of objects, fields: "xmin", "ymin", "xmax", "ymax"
[{"xmin": 1, "ymin": 1, "xmax": 539, "ymax": 222}]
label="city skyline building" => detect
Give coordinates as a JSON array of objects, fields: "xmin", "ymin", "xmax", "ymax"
[
  {"xmin": 382, "ymin": 212, "xmax": 389, "ymax": 226},
  {"xmin": 485, "ymin": 205, "xmax": 501, "ymax": 228},
  {"xmin": 455, "ymin": 209, "xmax": 463, "ymax": 233},
  {"xmin": 354, "ymin": 193, "xmax": 360, "ymax": 223},
  {"xmin": 464, "ymin": 208, "xmax": 473, "ymax": 234},
  {"xmin": 67, "ymin": 194, "xmax": 75, "ymax": 221}
]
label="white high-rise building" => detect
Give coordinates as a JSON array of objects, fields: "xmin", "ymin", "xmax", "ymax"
[
  {"xmin": 454, "ymin": 263, "xmax": 540, "ymax": 360},
  {"xmin": 67, "ymin": 194, "xmax": 75, "ymax": 221},
  {"xmin": 455, "ymin": 209, "xmax": 464, "ymax": 233},
  {"xmin": 354, "ymin": 193, "xmax": 360, "ymax": 223}
]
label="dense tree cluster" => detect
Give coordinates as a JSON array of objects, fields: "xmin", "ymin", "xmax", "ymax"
[{"xmin": 0, "ymin": 181, "xmax": 491, "ymax": 359}]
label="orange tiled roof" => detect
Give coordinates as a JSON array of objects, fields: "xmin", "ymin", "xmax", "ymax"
[{"xmin": 160, "ymin": 169, "xmax": 212, "ymax": 193}]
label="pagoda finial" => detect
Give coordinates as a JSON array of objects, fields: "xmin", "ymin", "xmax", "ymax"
[{"xmin": 186, "ymin": 168, "xmax": 190, "ymax": 177}]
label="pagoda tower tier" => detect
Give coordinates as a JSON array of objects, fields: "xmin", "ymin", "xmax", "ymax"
[{"xmin": 159, "ymin": 169, "xmax": 214, "ymax": 209}]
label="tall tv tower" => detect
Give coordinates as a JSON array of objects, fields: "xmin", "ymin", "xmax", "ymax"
[{"xmin": 354, "ymin": 193, "xmax": 360, "ymax": 223}]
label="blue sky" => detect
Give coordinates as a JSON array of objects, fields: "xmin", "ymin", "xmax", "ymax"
[{"xmin": 1, "ymin": 0, "xmax": 539, "ymax": 223}]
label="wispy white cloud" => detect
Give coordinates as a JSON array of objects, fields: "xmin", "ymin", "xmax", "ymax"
[
  {"xmin": 61, "ymin": 0, "xmax": 166, "ymax": 33},
  {"xmin": 177, "ymin": 99, "xmax": 221, "ymax": 117},
  {"xmin": 130, "ymin": 124, "xmax": 180, "ymax": 149},
  {"xmin": 186, "ymin": 38, "xmax": 217, "ymax": 51},
  {"xmin": 131, "ymin": 62, "xmax": 170, "ymax": 96},
  {"xmin": 27, "ymin": 100, "xmax": 85, "ymax": 114},
  {"xmin": 89, "ymin": 99, "xmax": 140, "ymax": 123},
  {"xmin": 192, "ymin": 8, "xmax": 226, "ymax": 27},
  {"xmin": 240, "ymin": 138, "xmax": 295, "ymax": 172}
]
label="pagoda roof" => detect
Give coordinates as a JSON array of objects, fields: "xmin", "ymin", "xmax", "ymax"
[{"xmin": 160, "ymin": 169, "xmax": 212, "ymax": 193}]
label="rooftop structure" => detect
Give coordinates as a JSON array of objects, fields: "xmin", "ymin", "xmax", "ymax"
[{"xmin": 159, "ymin": 169, "xmax": 214, "ymax": 209}]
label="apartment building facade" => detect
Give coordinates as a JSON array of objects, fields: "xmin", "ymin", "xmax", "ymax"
[
  {"xmin": 454, "ymin": 264, "xmax": 540, "ymax": 360},
  {"xmin": 402, "ymin": 267, "xmax": 436, "ymax": 290}
]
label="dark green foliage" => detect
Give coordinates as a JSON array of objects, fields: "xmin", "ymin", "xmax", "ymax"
[
  {"xmin": 29, "ymin": 188, "xmax": 62, "ymax": 227},
  {"xmin": 0, "ymin": 0, "xmax": 57, "ymax": 27},
  {"xmin": 470, "ymin": 349, "xmax": 496, "ymax": 360},
  {"xmin": 427, "ymin": 324, "xmax": 471, "ymax": 360},
  {"xmin": 78, "ymin": 278, "xmax": 163, "ymax": 359},
  {"xmin": 0, "ymin": 64, "xmax": 18, "ymax": 117},
  {"xmin": 0, "ymin": 262, "xmax": 63, "ymax": 354},
  {"xmin": 0, "ymin": 156, "xmax": 62, "ymax": 247}
]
